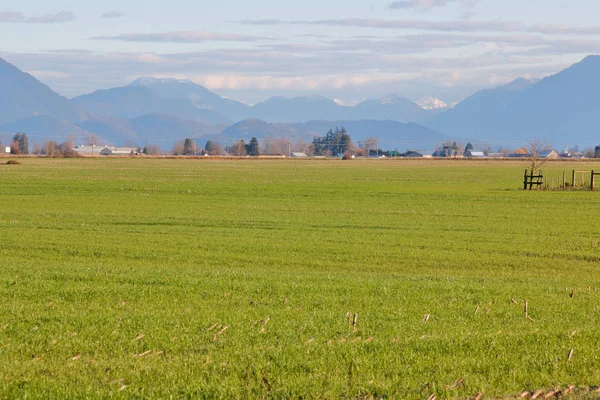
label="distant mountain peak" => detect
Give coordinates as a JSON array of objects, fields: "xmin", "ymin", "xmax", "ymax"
[
  {"xmin": 292, "ymin": 94, "xmax": 333, "ymax": 103},
  {"xmin": 417, "ymin": 96, "xmax": 448, "ymax": 110},
  {"xmin": 377, "ymin": 93, "xmax": 417, "ymax": 106}
]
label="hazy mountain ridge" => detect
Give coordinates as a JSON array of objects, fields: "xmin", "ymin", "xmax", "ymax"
[
  {"xmin": 223, "ymin": 119, "xmax": 448, "ymax": 150},
  {"xmin": 128, "ymin": 77, "xmax": 250, "ymax": 121},
  {"xmin": 3, "ymin": 55, "xmax": 600, "ymax": 147},
  {"xmin": 0, "ymin": 57, "xmax": 84, "ymax": 125},
  {"xmin": 72, "ymin": 86, "xmax": 233, "ymax": 125},
  {"xmin": 424, "ymin": 56, "xmax": 600, "ymax": 145}
]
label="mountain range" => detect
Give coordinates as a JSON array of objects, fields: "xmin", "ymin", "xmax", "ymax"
[{"xmin": 1, "ymin": 55, "xmax": 599, "ymax": 149}]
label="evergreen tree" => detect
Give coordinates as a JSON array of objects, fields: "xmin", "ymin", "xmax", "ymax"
[
  {"xmin": 11, "ymin": 133, "xmax": 29, "ymax": 155},
  {"xmin": 594, "ymin": 145, "xmax": 600, "ymax": 158},
  {"xmin": 312, "ymin": 135, "xmax": 324, "ymax": 156},
  {"xmin": 248, "ymin": 137, "xmax": 260, "ymax": 156},
  {"xmin": 183, "ymin": 138, "xmax": 195, "ymax": 155}
]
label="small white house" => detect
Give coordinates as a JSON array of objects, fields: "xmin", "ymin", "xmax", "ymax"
[{"xmin": 4, "ymin": 147, "xmax": 10, "ymax": 154}]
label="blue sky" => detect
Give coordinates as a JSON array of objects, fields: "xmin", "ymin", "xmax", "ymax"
[{"xmin": 2, "ymin": 0, "xmax": 599, "ymax": 104}]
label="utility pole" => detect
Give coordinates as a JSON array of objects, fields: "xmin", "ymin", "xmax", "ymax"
[{"xmin": 91, "ymin": 135, "xmax": 96, "ymax": 156}]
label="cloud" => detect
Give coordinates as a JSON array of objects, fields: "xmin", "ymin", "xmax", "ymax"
[
  {"xmin": 1, "ymin": 47, "xmax": 580, "ymax": 106},
  {"xmin": 389, "ymin": 0, "xmax": 481, "ymax": 11},
  {"xmin": 26, "ymin": 70, "xmax": 70, "ymax": 80},
  {"xmin": 528, "ymin": 24, "xmax": 600, "ymax": 35},
  {"xmin": 238, "ymin": 18, "xmax": 523, "ymax": 33},
  {"xmin": 25, "ymin": 11, "xmax": 75, "ymax": 23},
  {"xmin": 91, "ymin": 31, "xmax": 266, "ymax": 43},
  {"xmin": 137, "ymin": 53, "xmax": 168, "ymax": 64},
  {"xmin": 0, "ymin": 11, "xmax": 23, "ymax": 22},
  {"xmin": 0, "ymin": 10, "xmax": 75, "ymax": 23},
  {"xmin": 102, "ymin": 11, "xmax": 124, "ymax": 19}
]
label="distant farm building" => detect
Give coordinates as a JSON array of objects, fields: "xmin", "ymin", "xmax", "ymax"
[
  {"xmin": 72, "ymin": 145, "xmax": 98, "ymax": 156},
  {"xmin": 509, "ymin": 149, "xmax": 560, "ymax": 159},
  {"xmin": 290, "ymin": 152, "xmax": 308, "ymax": 158},
  {"xmin": 464, "ymin": 150, "xmax": 486, "ymax": 158},
  {"xmin": 404, "ymin": 151, "xmax": 424, "ymax": 158},
  {"xmin": 540, "ymin": 150, "xmax": 559, "ymax": 159},
  {"xmin": 100, "ymin": 146, "xmax": 139, "ymax": 156}
]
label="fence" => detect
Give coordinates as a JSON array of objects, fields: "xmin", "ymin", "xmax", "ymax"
[
  {"xmin": 524, "ymin": 169, "xmax": 599, "ymax": 191},
  {"xmin": 523, "ymin": 169, "xmax": 543, "ymax": 190}
]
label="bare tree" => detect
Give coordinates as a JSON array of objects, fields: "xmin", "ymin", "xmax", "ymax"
[
  {"xmin": 292, "ymin": 139, "xmax": 309, "ymax": 154},
  {"xmin": 172, "ymin": 140, "xmax": 185, "ymax": 155},
  {"xmin": 229, "ymin": 140, "xmax": 247, "ymax": 157},
  {"xmin": 262, "ymin": 137, "xmax": 289, "ymax": 155},
  {"xmin": 525, "ymin": 139, "xmax": 552, "ymax": 174},
  {"xmin": 363, "ymin": 137, "xmax": 379, "ymax": 157}
]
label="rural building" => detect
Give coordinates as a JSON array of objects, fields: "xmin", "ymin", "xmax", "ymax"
[
  {"xmin": 290, "ymin": 152, "xmax": 308, "ymax": 158},
  {"xmin": 4, "ymin": 146, "xmax": 10, "ymax": 154},
  {"xmin": 539, "ymin": 150, "xmax": 559, "ymax": 159},
  {"xmin": 99, "ymin": 146, "xmax": 139, "ymax": 156},
  {"xmin": 404, "ymin": 151, "xmax": 424, "ymax": 158},
  {"xmin": 464, "ymin": 150, "xmax": 486, "ymax": 158},
  {"xmin": 509, "ymin": 149, "xmax": 560, "ymax": 159},
  {"xmin": 72, "ymin": 145, "xmax": 98, "ymax": 156}
]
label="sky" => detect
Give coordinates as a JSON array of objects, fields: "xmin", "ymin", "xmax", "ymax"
[{"xmin": 1, "ymin": 0, "xmax": 600, "ymax": 104}]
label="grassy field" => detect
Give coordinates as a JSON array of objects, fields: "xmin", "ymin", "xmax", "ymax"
[{"xmin": 1, "ymin": 158, "xmax": 599, "ymax": 399}]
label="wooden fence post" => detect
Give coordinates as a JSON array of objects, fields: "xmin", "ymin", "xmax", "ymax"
[
  {"xmin": 592, "ymin": 171, "xmax": 595, "ymax": 191},
  {"xmin": 572, "ymin": 170, "xmax": 576, "ymax": 188},
  {"xmin": 563, "ymin": 171, "xmax": 566, "ymax": 190},
  {"xmin": 524, "ymin": 170, "xmax": 528, "ymax": 190},
  {"xmin": 530, "ymin": 170, "xmax": 534, "ymax": 190}
]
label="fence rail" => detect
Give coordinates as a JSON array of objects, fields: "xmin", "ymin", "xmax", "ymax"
[
  {"xmin": 523, "ymin": 170, "xmax": 543, "ymax": 190},
  {"xmin": 524, "ymin": 169, "xmax": 599, "ymax": 191}
]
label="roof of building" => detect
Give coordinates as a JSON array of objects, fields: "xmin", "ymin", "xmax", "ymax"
[
  {"xmin": 290, "ymin": 152, "xmax": 308, "ymax": 157},
  {"xmin": 100, "ymin": 146, "xmax": 139, "ymax": 155},
  {"xmin": 466, "ymin": 151, "xmax": 486, "ymax": 157}
]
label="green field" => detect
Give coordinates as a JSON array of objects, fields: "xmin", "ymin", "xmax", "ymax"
[{"xmin": 1, "ymin": 158, "xmax": 599, "ymax": 399}]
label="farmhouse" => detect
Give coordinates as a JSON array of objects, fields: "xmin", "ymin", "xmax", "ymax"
[{"xmin": 100, "ymin": 146, "xmax": 139, "ymax": 156}]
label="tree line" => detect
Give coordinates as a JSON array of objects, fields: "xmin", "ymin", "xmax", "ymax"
[{"xmin": 4, "ymin": 131, "xmax": 600, "ymax": 159}]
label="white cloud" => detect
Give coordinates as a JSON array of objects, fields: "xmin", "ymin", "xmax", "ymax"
[
  {"xmin": 239, "ymin": 18, "xmax": 523, "ymax": 33},
  {"xmin": 0, "ymin": 10, "xmax": 75, "ymax": 23},
  {"xmin": 389, "ymin": 0, "xmax": 481, "ymax": 11},
  {"xmin": 91, "ymin": 31, "xmax": 266, "ymax": 43},
  {"xmin": 102, "ymin": 11, "xmax": 124, "ymax": 19},
  {"xmin": 137, "ymin": 54, "xmax": 168, "ymax": 64}
]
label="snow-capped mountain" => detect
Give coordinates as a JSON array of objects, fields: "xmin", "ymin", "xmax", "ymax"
[
  {"xmin": 128, "ymin": 76, "xmax": 250, "ymax": 120},
  {"xmin": 353, "ymin": 94, "xmax": 430, "ymax": 122},
  {"xmin": 417, "ymin": 96, "xmax": 448, "ymax": 110}
]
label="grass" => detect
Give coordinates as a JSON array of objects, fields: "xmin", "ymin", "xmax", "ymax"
[{"xmin": 0, "ymin": 158, "xmax": 599, "ymax": 399}]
